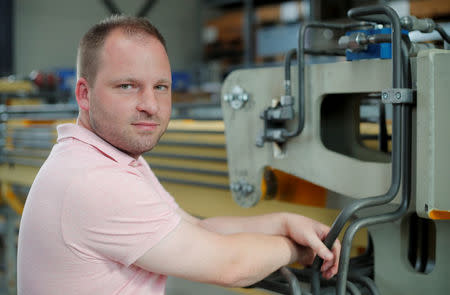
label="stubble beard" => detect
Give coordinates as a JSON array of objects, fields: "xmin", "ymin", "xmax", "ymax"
[{"xmin": 89, "ymin": 106, "xmax": 164, "ymax": 158}]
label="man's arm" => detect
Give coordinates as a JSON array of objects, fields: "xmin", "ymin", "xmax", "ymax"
[
  {"xmin": 134, "ymin": 218, "xmax": 300, "ymax": 287},
  {"xmin": 135, "ymin": 208, "xmax": 340, "ymax": 286},
  {"xmin": 177, "ymin": 208, "xmax": 340, "ymax": 279}
]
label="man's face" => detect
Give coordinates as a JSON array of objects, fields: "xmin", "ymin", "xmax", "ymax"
[{"xmin": 87, "ymin": 30, "xmax": 172, "ymax": 158}]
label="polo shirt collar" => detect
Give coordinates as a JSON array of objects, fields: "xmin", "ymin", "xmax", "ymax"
[{"xmin": 56, "ymin": 123, "xmax": 141, "ymax": 166}]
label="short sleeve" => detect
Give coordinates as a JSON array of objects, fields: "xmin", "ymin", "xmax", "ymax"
[{"xmin": 61, "ymin": 168, "xmax": 181, "ymax": 267}]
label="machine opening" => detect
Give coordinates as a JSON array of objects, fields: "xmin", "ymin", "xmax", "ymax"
[
  {"xmin": 407, "ymin": 214, "xmax": 436, "ymax": 274},
  {"xmin": 320, "ymin": 93, "xmax": 390, "ymax": 163}
]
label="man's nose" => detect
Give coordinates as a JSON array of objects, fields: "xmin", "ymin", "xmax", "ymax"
[{"xmin": 136, "ymin": 89, "xmax": 159, "ymax": 115}]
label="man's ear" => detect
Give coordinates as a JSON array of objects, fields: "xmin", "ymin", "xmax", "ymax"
[{"xmin": 75, "ymin": 77, "xmax": 90, "ymax": 111}]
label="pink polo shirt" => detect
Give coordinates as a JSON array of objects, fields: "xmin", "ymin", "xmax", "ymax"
[{"xmin": 18, "ymin": 123, "xmax": 181, "ymax": 295}]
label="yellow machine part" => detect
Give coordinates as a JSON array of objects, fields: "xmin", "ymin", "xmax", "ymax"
[{"xmin": 0, "ymin": 79, "xmax": 34, "ymax": 93}]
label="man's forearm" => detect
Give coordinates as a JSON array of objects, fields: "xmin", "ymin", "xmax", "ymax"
[{"xmin": 198, "ymin": 212, "xmax": 288, "ymax": 236}]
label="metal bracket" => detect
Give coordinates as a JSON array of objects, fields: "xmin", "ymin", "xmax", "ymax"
[
  {"xmin": 381, "ymin": 88, "xmax": 415, "ymax": 104},
  {"xmin": 223, "ymin": 85, "xmax": 249, "ymax": 110}
]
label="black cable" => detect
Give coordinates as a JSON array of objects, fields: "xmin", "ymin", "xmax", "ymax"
[{"xmin": 435, "ymin": 24, "xmax": 450, "ymax": 43}]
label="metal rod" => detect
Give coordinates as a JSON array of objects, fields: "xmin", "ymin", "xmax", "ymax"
[
  {"xmin": 243, "ymin": 0, "xmax": 254, "ymax": 67},
  {"xmin": 335, "ymin": 21, "xmax": 412, "ymax": 294},
  {"xmin": 157, "ymin": 141, "xmax": 225, "ymax": 149},
  {"xmin": 287, "ymin": 21, "xmax": 371, "ymax": 140},
  {"xmin": 280, "ymin": 266, "xmax": 302, "ymax": 295},
  {"xmin": 336, "ymin": 104, "xmax": 412, "ymax": 294},
  {"xmin": 145, "ymin": 152, "xmax": 227, "ymax": 163},
  {"xmin": 284, "ymin": 48, "xmax": 297, "ymax": 96},
  {"xmin": 310, "ymin": 5, "xmax": 404, "ymax": 294},
  {"xmin": 157, "ymin": 176, "xmax": 229, "ymax": 190},
  {"xmin": 348, "ymin": 274, "xmax": 380, "ymax": 295}
]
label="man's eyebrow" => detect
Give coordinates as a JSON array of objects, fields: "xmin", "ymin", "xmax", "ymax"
[
  {"xmin": 156, "ymin": 78, "xmax": 172, "ymax": 85},
  {"xmin": 109, "ymin": 77, "xmax": 139, "ymax": 84},
  {"xmin": 109, "ymin": 78, "xmax": 172, "ymax": 85}
]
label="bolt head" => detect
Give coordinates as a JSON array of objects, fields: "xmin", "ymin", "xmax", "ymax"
[
  {"xmin": 395, "ymin": 92, "xmax": 401, "ymax": 99},
  {"xmin": 230, "ymin": 182, "xmax": 241, "ymax": 192}
]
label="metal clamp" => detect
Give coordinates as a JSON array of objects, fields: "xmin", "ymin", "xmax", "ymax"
[
  {"xmin": 223, "ymin": 85, "xmax": 249, "ymax": 110},
  {"xmin": 381, "ymin": 88, "xmax": 415, "ymax": 104}
]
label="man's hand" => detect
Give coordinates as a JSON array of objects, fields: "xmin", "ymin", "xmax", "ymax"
[
  {"xmin": 179, "ymin": 209, "xmax": 341, "ymax": 280},
  {"xmin": 283, "ymin": 213, "xmax": 340, "ymax": 279}
]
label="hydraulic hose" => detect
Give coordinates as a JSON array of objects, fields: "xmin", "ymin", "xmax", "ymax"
[
  {"xmin": 335, "ymin": 28, "xmax": 413, "ymax": 295},
  {"xmin": 284, "ymin": 49, "xmax": 297, "ymax": 96},
  {"xmin": 284, "ymin": 48, "xmax": 346, "ymax": 96},
  {"xmin": 435, "ymin": 23, "xmax": 450, "ymax": 43},
  {"xmin": 284, "ymin": 21, "xmax": 370, "ymax": 139},
  {"xmin": 280, "ymin": 266, "xmax": 302, "ymax": 295},
  {"xmin": 336, "ymin": 103, "xmax": 412, "ymax": 295},
  {"xmin": 351, "ymin": 14, "xmax": 391, "ymax": 25},
  {"xmin": 310, "ymin": 5, "xmax": 404, "ymax": 294}
]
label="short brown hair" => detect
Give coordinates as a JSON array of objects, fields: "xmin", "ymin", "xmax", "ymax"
[{"xmin": 76, "ymin": 15, "xmax": 166, "ymax": 85}]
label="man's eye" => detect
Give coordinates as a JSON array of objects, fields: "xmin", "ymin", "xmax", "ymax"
[
  {"xmin": 119, "ymin": 84, "xmax": 133, "ymax": 90},
  {"xmin": 155, "ymin": 85, "xmax": 169, "ymax": 91}
]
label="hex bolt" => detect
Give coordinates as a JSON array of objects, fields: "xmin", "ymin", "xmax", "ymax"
[
  {"xmin": 395, "ymin": 92, "xmax": 401, "ymax": 100},
  {"xmin": 230, "ymin": 182, "xmax": 241, "ymax": 192},
  {"xmin": 382, "ymin": 92, "xmax": 388, "ymax": 100},
  {"xmin": 242, "ymin": 184, "xmax": 254, "ymax": 194}
]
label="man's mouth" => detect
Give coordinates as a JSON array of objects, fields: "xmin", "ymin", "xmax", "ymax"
[{"xmin": 132, "ymin": 121, "xmax": 159, "ymax": 131}]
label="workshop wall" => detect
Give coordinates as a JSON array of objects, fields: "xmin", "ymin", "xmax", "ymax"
[{"xmin": 13, "ymin": 0, "xmax": 202, "ymax": 76}]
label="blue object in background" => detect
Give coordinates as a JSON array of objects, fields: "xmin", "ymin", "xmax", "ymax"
[
  {"xmin": 55, "ymin": 68, "xmax": 76, "ymax": 92},
  {"xmin": 172, "ymin": 71, "xmax": 191, "ymax": 92},
  {"xmin": 346, "ymin": 28, "xmax": 408, "ymax": 61}
]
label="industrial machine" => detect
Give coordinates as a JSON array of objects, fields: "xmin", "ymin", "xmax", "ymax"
[{"xmin": 221, "ymin": 5, "xmax": 449, "ymax": 295}]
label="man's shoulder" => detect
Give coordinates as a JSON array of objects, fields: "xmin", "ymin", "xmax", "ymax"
[{"xmin": 46, "ymin": 137, "xmax": 117, "ymax": 169}]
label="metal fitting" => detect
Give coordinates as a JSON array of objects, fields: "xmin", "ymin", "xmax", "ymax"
[
  {"xmin": 280, "ymin": 95, "xmax": 293, "ymax": 106},
  {"xmin": 381, "ymin": 88, "xmax": 415, "ymax": 104},
  {"xmin": 401, "ymin": 16, "xmax": 435, "ymax": 33},
  {"xmin": 338, "ymin": 32, "xmax": 368, "ymax": 52},
  {"xmin": 223, "ymin": 85, "xmax": 250, "ymax": 110}
]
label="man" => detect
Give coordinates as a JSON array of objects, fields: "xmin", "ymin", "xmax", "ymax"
[{"xmin": 18, "ymin": 15, "xmax": 340, "ymax": 295}]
